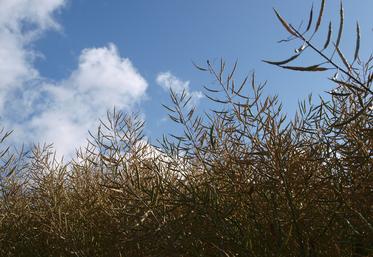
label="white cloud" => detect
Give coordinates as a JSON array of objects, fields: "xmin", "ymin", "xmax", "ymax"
[
  {"xmin": 4, "ymin": 44, "xmax": 148, "ymax": 158},
  {"xmin": 0, "ymin": 1, "xmax": 148, "ymax": 158},
  {"xmin": 0, "ymin": 31, "xmax": 37, "ymax": 108},
  {"xmin": 68, "ymin": 44, "xmax": 147, "ymax": 108},
  {"xmin": 29, "ymin": 44, "xmax": 147, "ymax": 156},
  {"xmin": 0, "ymin": 0, "xmax": 65, "ymax": 37},
  {"xmin": 0, "ymin": 0, "xmax": 66, "ymax": 109},
  {"xmin": 156, "ymin": 72, "xmax": 203, "ymax": 106}
]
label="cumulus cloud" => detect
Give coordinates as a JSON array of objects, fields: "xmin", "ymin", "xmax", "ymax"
[
  {"xmin": 0, "ymin": 0, "xmax": 65, "ymax": 31},
  {"xmin": 0, "ymin": 0, "xmax": 148, "ymax": 158},
  {"xmin": 0, "ymin": 0, "xmax": 66, "ymax": 110},
  {"xmin": 0, "ymin": 0, "xmax": 65, "ymax": 110},
  {"xmin": 10, "ymin": 44, "xmax": 148, "ymax": 157},
  {"xmin": 68, "ymin": 44, "xmax": 147, "ymax": 108},
  {"xmin": 156, "ymin": 72, "xmax": 203, "ymax": 106}
]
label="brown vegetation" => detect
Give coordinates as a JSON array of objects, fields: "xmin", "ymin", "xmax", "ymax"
[{"xmin": 0, "ymin": 1, "xmax": 372, "ymax": 256}]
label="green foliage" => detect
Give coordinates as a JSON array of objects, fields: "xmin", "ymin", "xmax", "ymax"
[{"xmin": 0, "ymin": 1, "xmax": 372, "ymax": 256}]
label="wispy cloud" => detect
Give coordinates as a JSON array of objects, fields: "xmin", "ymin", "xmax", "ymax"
[
  {"xmin": 156, "ymin": 72, "xmax": 203, "ymax": 106},
  {"xmin": 0, "ymin": 0, "xmax": 148, "ymax": 158}
]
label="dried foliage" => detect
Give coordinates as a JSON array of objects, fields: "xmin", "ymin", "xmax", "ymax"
[{"xmin": 0, "ymin": 1, "xmax": 372, "ymax": 256}]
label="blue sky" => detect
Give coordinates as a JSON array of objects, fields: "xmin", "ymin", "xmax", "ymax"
[{"xmin": 0, "ymin": 0, "xmax": 372, "ymax": 157}]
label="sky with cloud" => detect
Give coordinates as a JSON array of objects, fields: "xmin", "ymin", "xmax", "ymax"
[{"xmin": 0, "ymin": 0, "xmax": 372, "ymax": 158}]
